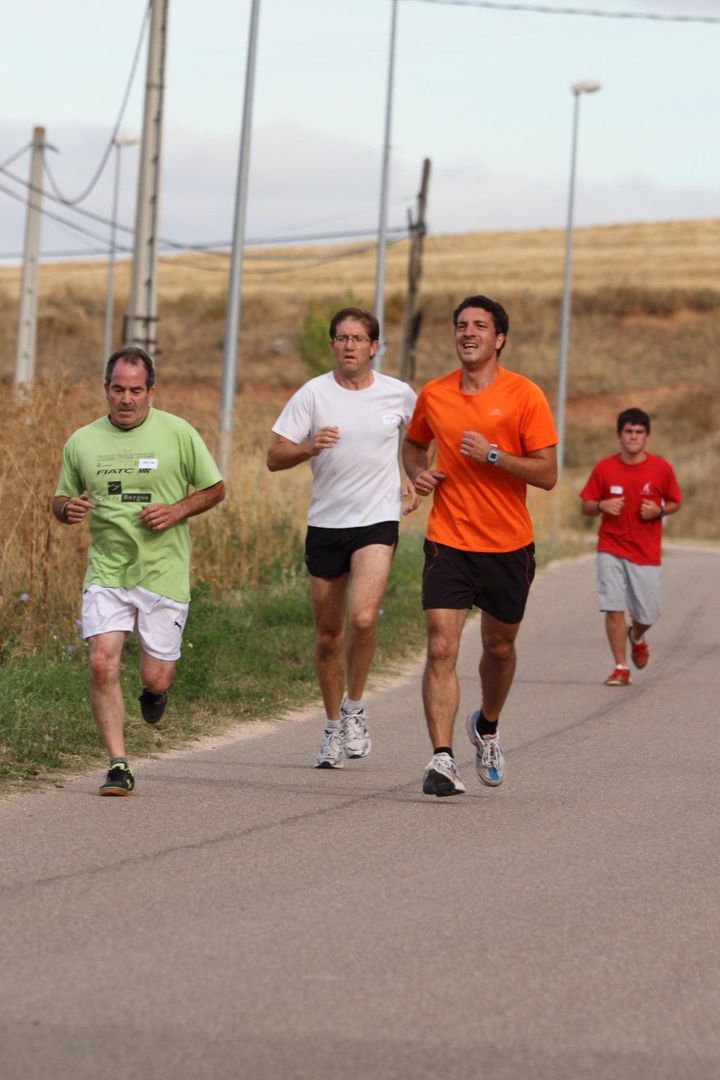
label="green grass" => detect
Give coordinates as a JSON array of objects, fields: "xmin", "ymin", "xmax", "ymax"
[{"xmin": 0, "ymin": 532, "xmax": 581, "ymax": 796}]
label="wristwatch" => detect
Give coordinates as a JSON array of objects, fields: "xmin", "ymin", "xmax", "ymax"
[{"xmin": 486, "ymin": 446, "xmax": 500, "ymax": 465}]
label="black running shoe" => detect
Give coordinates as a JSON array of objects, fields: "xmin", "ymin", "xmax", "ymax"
[
  {"xmin": 139, "ymin": 688, "xmax": 167, "ymax": 725},
  {"xmin": 99, "ymin": 761, "xmax": 135, "ymax": 796}
]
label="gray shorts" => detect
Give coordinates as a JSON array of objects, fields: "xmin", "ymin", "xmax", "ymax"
[{"xmin": 596, "ymin": 552, "xmax": 661, "ymax": 625}]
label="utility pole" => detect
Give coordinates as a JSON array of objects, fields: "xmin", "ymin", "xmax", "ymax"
[
  {"xmin": 14, "ymin": 126, "xmax": 46, "ymax": 388},
  {"xmin": 400, "ymin": 158, "xmax": 430, "ymax": 383},
  {"xmin": 124, "ymin": 0, "xmax": 169, "ymax": 354},
  {"xmin": 217, "ymin": 0, "xmax": 262, "ymax": 479},
  {"xmin": 103, "ymin": 133, "xmax": 139, "ymax": 371}
]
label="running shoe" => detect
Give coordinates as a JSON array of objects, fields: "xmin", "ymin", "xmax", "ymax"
[
  {"xmin": 465, "ymin": 710, "xmax": 505, "ymax": 787},
  {"xmin": 139, "ymin": 688, "xmax": 167, "ymax": 725},
  {"xmin": 605, "ymin": 666, "xmax": 631, "ymax": 686},
  {"xmin": 340, "ymin": 701, "xmax": 371, "ymax": 758},
  {"xmin": 627, "ymin": 627, "xmax": 649, "ymax": 669},
  {"xmin": 99, "ymin": 761, "xmax": 135, "ymax": 796},
  {"xmin": 314, "ymin": 727, "xmax": 344, "ymax": 769},
  {"xmin": 422, "ymin": 752, "xmax": 466, "ymax": 797}
]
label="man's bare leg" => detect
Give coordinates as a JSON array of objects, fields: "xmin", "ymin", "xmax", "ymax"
[
  {"xmin": 88, "ymin": 631, "xmax": 129, "ymax": 760},
  {"xmin": 478, "ymin": 612, "xmax": 521, "ymax": 724},
  {"xmin": 139, "ymin": 653, "xmax": 177, "ymax": 696},
  {"xmin": 345, "ymin": 543, "xmax": 395, "ymax": 701},
  {"xmin": 422, "ymin": 608, "xmax": 467, "ymax": 748},
  {"xmin": 605, "ymin": 610, "xmax": 628, "ymax": 665},
  {"xmin": 309, "ymin": 572, "xmax": 349, "ymax": 721}
]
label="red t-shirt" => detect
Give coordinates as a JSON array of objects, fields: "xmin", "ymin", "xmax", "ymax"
[
  {"xmin": 407, "ymin": 367, "xmax": 557, "ymax": 553},
  {"xmin": 579, "ymin": 453, "xmax": 681, "ymax": 565}
]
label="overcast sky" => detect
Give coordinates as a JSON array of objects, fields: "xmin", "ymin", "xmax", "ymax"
[{"xmin": 1, "ymin": 0, "xmax": 718, "ymax": 260}]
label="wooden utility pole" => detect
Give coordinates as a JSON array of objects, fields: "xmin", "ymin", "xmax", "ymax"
[
  {"xmin": 400, "ymin": 158, "xmax": 430, "ymax": 383},
  {"xmin": 14, "ymin": 126, "xmax": 46, "ymax": 388},
  {"xmin": 124, "ymin": 0, "xmax": 168, "ymax": 354}
]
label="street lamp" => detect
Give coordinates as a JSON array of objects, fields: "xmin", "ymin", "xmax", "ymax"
[
  {"xmin": 556, "ymin": 79, "xmax": 601, "ymax": 476},
  {"xmin": 373, "ymin": 0, "xmax": 399, "ymax": 371},
  {"xmin": 102, "ymin": 132, "xmax": 139, "ymax": 371}
]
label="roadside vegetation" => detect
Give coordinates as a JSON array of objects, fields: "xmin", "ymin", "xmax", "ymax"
[{"xmin": 1, "ymin": 218, "xmax": 718, "ymax": 793}]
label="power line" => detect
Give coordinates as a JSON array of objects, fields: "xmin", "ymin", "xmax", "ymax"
[
  {"xmin": 408, "ymin": 0, "xmax": 720, "ymax": 23},
  {"xmin": 0, "ymin": 142, "xmax": 33, "ymax": 171},
  {"xmin": 41, "ymin": 1, "xmax": 150, "ymax": 206},
  {"xmin": 0, "ymin": 168, "xmax": 408, "ymax": 258},
  {"xmin": 0, "ymin": 180, "xmax": 133, "ymax": 251}
]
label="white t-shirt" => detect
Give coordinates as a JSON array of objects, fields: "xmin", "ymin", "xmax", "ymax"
[{"xmin": 272, "ymin": 370, "xmax": 417, "ymax": 527}]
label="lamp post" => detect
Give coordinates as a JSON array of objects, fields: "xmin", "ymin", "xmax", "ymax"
[
  {"xmin": 373, "ymin": 0, "xmax": 398, "ymax": 371},
  {"xmin": 103, "ymin": 132, "xmax": 139, "ymax": 370},
  {"xmin": 556, "ymin": 79, "xmax": 601, "ymax": 476}
]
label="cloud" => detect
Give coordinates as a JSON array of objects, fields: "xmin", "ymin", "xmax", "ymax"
[{"xmin": 1, "ymin": 119, "xmax": 718, "ymax": 262}]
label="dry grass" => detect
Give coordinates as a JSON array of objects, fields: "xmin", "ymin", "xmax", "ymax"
[{"xmin": 0, "ymin": 381, "xmax": 311, "ymax": 654}]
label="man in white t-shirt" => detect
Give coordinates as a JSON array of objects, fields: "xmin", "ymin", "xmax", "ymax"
[{"xmin": 267, "ymin": 307, "xmax": 416, "ymax": 768}]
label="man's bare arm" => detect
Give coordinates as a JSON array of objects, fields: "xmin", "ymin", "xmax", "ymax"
[
  {"xmin": 459, "ymin": 433, "xmax": 558, "ymax": 492},
  {"xmin": 138, "ymin": 480, "xmax": 226, "ymax": 532},
  {"xmin": 266, "ymin": 429, "xmax": 340, "ymax": 472}
]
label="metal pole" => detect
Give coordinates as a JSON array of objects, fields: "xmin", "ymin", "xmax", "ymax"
[
  {"xmin": 14, "ymin": 126, "xmax": 45, "ymax": 388},
  {"xmin": 556, "ymin": 80, "xmax": 600, "ymax": 477},
  {"xmin": 373, "ymin": 0, "xmax": 398, "ymax": 371},
  {"xmin": 556, "ymin": 90, "xmax": 580, "ymax": 478},
  {"xmin": 125, "ymin": 0, "xmax": 168, "ymax": 353},
  {"xmin": 217, "ymin": 0, "xmax": 262, "ymax": 478},
  {"xmin": 102, "ymin": 143, "xmax": 123, "ymax": 371}
]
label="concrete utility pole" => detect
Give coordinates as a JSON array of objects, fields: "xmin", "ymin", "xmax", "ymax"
[
  {"xmin": 218, "ymin": 0, "xmax": 262, "ymax": 479},
  {"xmin": 14, "ymin": 126, "xmax": 46, "ymax": 388},
  {"xmin": 124, "ymin": 0, "xmax": 169, "ymax": 354},
  {"xmin": 400, "ymin": 158, "xmax": 431, "ymax": 383},
  {"xmin": 103, "ymin": 133, "xmax": 139, "ymax": 371}
]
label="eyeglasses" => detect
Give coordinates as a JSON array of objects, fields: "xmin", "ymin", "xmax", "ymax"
[{"xmin": 332, "ymin": 334, "xmax": 370, "ymax": 345}]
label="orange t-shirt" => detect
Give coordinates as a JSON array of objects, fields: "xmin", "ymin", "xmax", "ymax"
[{"xmin": 406, "ymin": 367, "xmax": 557, "ymax": 552}]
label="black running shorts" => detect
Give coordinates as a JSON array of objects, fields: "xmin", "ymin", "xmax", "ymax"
[
  {"xmin": 305, "ymin": 521, "xmax": 399, "ymax": 580},
  {"xmin": 421, "ymin": 539, "xmax": 536, "ymax": 624}
]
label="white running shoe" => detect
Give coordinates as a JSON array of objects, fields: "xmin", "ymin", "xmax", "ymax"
[
  {"xmin": 422, "ymin": 752, "xmax": 466, "ymax": 797},
  {"xmin": 314, "ymin": 726, "xmax": 344, "ymax": 769},
  {"xmin": 340, "ymin": 701, "xmax": 371, "ymax": 758},
  {"xmin": 466, "ymin": 710, "xmax": 505, "ymax": 787}
]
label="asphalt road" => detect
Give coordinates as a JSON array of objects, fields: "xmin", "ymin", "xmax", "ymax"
[{"xmin": 1, "ymin": 545, "xmax": 718, "ymax": 1080}]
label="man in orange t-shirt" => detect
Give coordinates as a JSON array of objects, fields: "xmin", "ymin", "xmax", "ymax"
[{"xmin": 403, "ymin": 294, "xmax": 558, "ymax": 798}]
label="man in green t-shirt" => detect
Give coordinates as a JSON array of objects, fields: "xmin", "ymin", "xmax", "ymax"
[{"xmin": 52, "ymin": 347, "xmax": 225, "ymax": 796}]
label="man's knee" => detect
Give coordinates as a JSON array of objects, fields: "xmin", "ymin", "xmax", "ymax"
[
  {"xmin": 426, "ymin": 629, "xmax": 460, "ymax": 669},
  {"xmin": 348, "ymin": 607, "xmax": 378, "ymax": 636},
  {"xmin": 316, "ymin": 625, "xmax": 344, "ymax": 660},
  {"xmin": 483, "ymin": 637, "xmax": 515, "ymax": 663},
  {"xmin": 88, "ymin": 644, "xmax": 122, "ymax": 686},
  {"xmin": 140, "ymin": 653, "xmax": 176, "ymax": 693}
]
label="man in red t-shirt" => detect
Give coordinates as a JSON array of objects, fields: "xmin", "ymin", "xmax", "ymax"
[
  {"xmin": 403, "ymin": 294, "xmax": 558, "ymax": 797},
  {"xmin": 579, "ymin": 407, "xmax": 681, "ymax": 687}
]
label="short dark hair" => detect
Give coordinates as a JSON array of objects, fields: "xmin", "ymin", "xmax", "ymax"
[
  {"xmin": 617, "ymin": 407, "xmax": 650, "ymax": 435},
  {"xmin": 104, "ymin": 346, "xmax": 155, "ymax": 389},
  {"xmin": 452, "ymin": 295, "xmax": 509, "ymax": 355},
  {"xmin": 329, "ymin": 307, "xmax": 379, "ymax": 343}
]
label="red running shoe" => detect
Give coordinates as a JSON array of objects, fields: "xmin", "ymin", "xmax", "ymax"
[
  {"xmin": 605, "ymin": 666, "xmax": 631, "ymax": 687},
  {"xmin": 628, "ymin": 627, "xmax": 649, "ymax": 669}
]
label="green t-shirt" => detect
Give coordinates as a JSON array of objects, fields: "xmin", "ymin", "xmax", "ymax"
[{"xmin": 55, "ymin": 408, "xmax": 223, "ymax": 602}]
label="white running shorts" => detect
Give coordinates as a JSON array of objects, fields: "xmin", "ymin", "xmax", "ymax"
[
  {"xmin": 81, "ymin": 585, "xmax": 189, "ymax": 661},
  {"xmin": 596, "ymin": 552, "xmax": 661, "ymax": 626}
]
